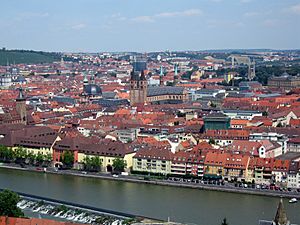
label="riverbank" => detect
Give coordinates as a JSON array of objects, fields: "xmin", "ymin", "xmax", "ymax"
[
  {"xmin": 2, "ymin": 189, "xmax": 173, "ymax": 225},
  {"xmin": 1, "ymin": 164, "xmax": 299, "ymax": 199}
]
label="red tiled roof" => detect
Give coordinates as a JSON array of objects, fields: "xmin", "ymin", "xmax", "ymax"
[{"xmin": 0, "ymin": 216, "xmax": 83, "ymax": 225}]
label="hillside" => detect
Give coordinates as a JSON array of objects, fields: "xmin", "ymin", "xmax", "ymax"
[{"xmin": 0, "ymin": 49, "xmax": 61, "ymax": 65}]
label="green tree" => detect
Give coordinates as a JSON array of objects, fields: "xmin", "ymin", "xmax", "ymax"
[
  {"xmin": 26, "ymin": 152, "xmax": 36, "ymax": 165},
  {"xmin": 0, "ymin": 189, "xmax": 24, "ymax": 217},
  {"xmin": 83, "ymin": 156, "xmax": 102, "ymax": 172},
  {"xmin": 44, "ymin": 153, "xmax": 52, "ymax": 166},
  {"xmin": 112, "ymin": 158, "xmax": 127, "ymax": 173},
  {"xmin": 208, "ymin": 138, "xmax": 216, "ymax": 145},
  {"xmin": 221, "ymin": 218, "xmax": 228, "ymax": 225},
  {"xmin": 14, "ymin": 147, "xmax": 27, "ymax": 164},
  {"xmin": 61, "ymin": 151, "xmax": 74, "ymax": 169},
  {"xmin": 0, "ymin": 146, "xmax": 14, "ymax": 162},
  {"xmin": 210, "ymin": 102, "xmax": 217, "ymax": 108},
  {"xmin": 35, "ymin": 152, "xmax": 44, "ymax": 166}
]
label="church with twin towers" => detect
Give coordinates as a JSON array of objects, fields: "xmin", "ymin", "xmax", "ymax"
[{"xmin": 129, "ymin": 60, "xmax": 187, "ymax": 106}]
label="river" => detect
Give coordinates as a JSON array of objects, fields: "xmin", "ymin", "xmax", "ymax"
[{"xmin": 0, "ymin": 168, "xmax": 299, "ymax": 225}]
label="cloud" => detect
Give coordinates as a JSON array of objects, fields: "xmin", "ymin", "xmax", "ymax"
[
  {"xmin": 71, "ymin": 23, "xmax": 86, "ymax": 30},
  {"xmin": 288, "ymin": 3, "xmax": 300, "ymax": 14},
  {"xmin": 243, "ymin": 11, "xmax": 260, "ymax": 17},
  {"xmin": 240, "ymin": 0, "xmax": 253, "ymax": 3},
  {"xmin": 131, "ymin": 9, "xmax": 202, "ymax": 23},
  {"xmin": 110, "ymin": 13, "xmax": 127, "ymax": 21},
  {"xmin": 207, "ymin": 19, "xmax": 245, "ymax": 28},
  {"xmin": 156, "ymin": 9, "xmax": 202, "ymax": 18},
  {"xmin": 132, "ymin": 16, "xmax": 155, "ymax": 23},
  {"xmin": 15, "ymin": 12, "xmax": 49, "ymax": 21},
  {"xmin": 262, "ymin": 19, "xmax": 278, "ymax": 27},
  {"xmin": 208, "ymin": 0, "xmax": 223, "ymax": 2}
]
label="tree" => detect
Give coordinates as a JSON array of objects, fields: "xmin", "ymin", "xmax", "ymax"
[
  {"xmin": 14, "ymin": 147, "xmax": 27, "ymax": 164},
  {"xmin": 61, "ymin": 151, "xmax": 74, "ymax": 169},
  {"xmin": 83, "ymin": 156, "xmax": 102, "ymax": 172},
  {"xmin": 44, "ymin": 153, "xmax": 53, "ymax": 166},
  {"xmin": 277, "ymin": 122, "xmax": 283, "ymax": 127},
  {"xmin": 0, "ymin": 189, "xmax": 24, "ymax": 217},
  {"xmin": 35, "ymin": 152, "xmax": 44, "ymax": 166},
  {"xmin": 208, "ymin": 138, "xmax": 216, "ymax": 145},
  {"xmin": 0, "ymin": 146, "xmax": 14, "ymax": 163},
  {"xmin": 26, "ymin": 152, "xmax": 36, "ymax": 165},
  {"xmin": 112, "ymin": 158, "xmax": 127, "ymax": 173},
  {"xmin": 221, "ymin": 218, "xmax": 229, "ymax": 225}
]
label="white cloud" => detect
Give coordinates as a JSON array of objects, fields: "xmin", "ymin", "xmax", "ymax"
[
  {"xmin": 16, "ymin": 12, "xmax": 49, "ymax": 21},
  {"xmin": 262, "ymin": 19, "xmax": 278, "ymax": 27},
  {"xmin": 71, "ymin": 23, "xmax": 86, "ymax": 30},
  {"xmin": 243, "ymin": 11, "xmax": 260, "ymax": 17},
  {"xmin": 207, "ymin": 19, "xmax": 245, "ymax": 28},
  {"xmin": 131, "ymin": 16, "xmax": 155, "ymax": 23},
  {"xmin": 240, "ymin": 0, "xmax": 253, "ymax": 3},
  {"xmin": 289, "ymin": 3, "xmax": 300, "ymax": 14},
  {"xmin": 156, "ymin": 9, "xmax": 202, "ymax": 18},
  {"xmin": 209, "ymin": 0, "xmax": 223, "ymax": 2},
  {"xmin": 131, "ymin": 9, "xmax": 202, "ymax": 23}
]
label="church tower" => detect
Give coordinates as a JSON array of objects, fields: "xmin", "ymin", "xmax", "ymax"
[
  {"xmin": 174, "ymin": 64, "xmax": 179, "ymax": 85},
  {"xmin": 248, "ymin": 60, "xmax": 256, "ymax": 81},
  {"xmin": 159, "ymin": 66, "xmax": 164, "ymax": 86},
  {"xmin": 83, "ymin": 72, "xmax": 89, "ymax": 87},
  {"xmin": 130, "ymin": 70, "xmax": 147, "ymax": 106},
  {"xmin": 16, "ymin": 87, "xmax": 27, "ymax": 125},
  {"xmin": 274, "ymin": 198, "xmax": 290, "ymax": 225}
]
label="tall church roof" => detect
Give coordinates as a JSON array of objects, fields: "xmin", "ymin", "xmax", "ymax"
[
  {"xmin": 147, "ymin": 86, "xmax": 185, "ymax": 97},
  {"xmin": 274, "ymin": 199, "xmax": 289, "ymax": 225},
  {"xmin": 16, "ymin": 87, "xmax": 25, "ymax": 101}
]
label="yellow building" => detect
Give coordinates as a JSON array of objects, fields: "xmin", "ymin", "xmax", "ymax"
[
  {"xmin": 132, "ymin": 147, "xmax": 173, "ymax": 175},
  {"xmin": 53, "ymin": 137, "xmax": 135, "ymax": 172}
]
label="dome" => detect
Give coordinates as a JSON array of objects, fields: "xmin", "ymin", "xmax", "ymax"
[{"xmin": 83, "ymin": 84, "xmax": 102, "ymax": 96}]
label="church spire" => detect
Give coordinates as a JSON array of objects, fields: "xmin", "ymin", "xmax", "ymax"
[
  {"xmin": 174, "ymin": 63, "xmax": 179, "ymax": 85},
  {"xmin": 83, "ymin": 72, "xmax": 88, "ymax": 86},
  {"xmin": 174, "ymin": 64, "xmax": 178, "ymax": 76},
  {"xmin": 16, "ymin": 87, "xmax": 25, "ymax": 101},
  {"xmin": 16, "ymin": 87, "xmax": 27, "ymax": 125},
  {"xmin": 160, "ymin": 66, "xmax": 164, "ymax": 76},
  {"xmin": 159, "ymin": 66, "xmax": 164, "ymax": 86},
  {"xmin": 274, "ymin": 198, "xmax": 290, "ymax": 225},
  {"xmin": 140, "ymin": 70, "xmax": 146, "ymax": 80}
]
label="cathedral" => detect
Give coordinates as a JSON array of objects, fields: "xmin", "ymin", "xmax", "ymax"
[{"xmin": 129, "ymin": 67, "xmax": 187, "ymax": 106}]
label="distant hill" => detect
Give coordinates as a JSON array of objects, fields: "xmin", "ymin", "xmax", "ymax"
[{"xmin": 0, "ymin": 49, "xmax": 61, "ymax": 65}]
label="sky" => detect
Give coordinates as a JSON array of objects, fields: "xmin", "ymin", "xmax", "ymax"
[{"xmin": 0, "ymin": 0, "xmax": 300, "ymax": 52}]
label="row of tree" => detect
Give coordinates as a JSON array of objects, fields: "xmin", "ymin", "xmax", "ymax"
[
  {"xmin": 82, "ymin": 155, "xmax": 127, "ymax": 173},
  {"xmin": 0, "ymin": 145, "xmax": 127, "ymax": 173},
  {"xmin": 0, "ymin": 145, "xmax": 52, "ymax": 167}
]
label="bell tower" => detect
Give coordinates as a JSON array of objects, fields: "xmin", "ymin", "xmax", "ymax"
[
  {"xmin": 16, "ymin": 87, "xmax": 27, "ymax": 125},
  {"xmin": 159, "ymin": 66, "xmax": 164, "ymax": 86},
  {"xmin": 129, "ymin": 70, "xmax": 147, "ymax": 106},
  {"xmin": 174, "ymin": 64, "xmax": 179, "ymax": 85}
]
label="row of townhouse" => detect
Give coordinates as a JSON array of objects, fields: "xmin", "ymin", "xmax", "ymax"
[
  {"xmin": 201, "ymin": 129, "xmax": 288, "ymax": 156},
  {"xmin": 0, "ymin": 124, "xmax": 136, "ymax": 172},
  {"xmin": 52, "ymin": 137, "xmax": 136, "ymax": 171},
  {"xmin": 132, "ymin": 146, "xmax": 300, "ymax": 187},
  {"xmin": 0, "ymin": 124, "xmax": 60, "ymax": 157},
  {"xmin": 132, "ymin": 147, "xmax": 205, "ymax": 177}
]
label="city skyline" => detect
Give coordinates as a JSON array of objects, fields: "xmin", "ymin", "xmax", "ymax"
[{"xmin": 1, "ymin": 0, "xmax": 300, "ymax": 52}]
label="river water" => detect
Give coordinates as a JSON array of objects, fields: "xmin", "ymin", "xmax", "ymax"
[{"xmin": 0, "ymin": 168, "xmax": 299, "ymax": 225}]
